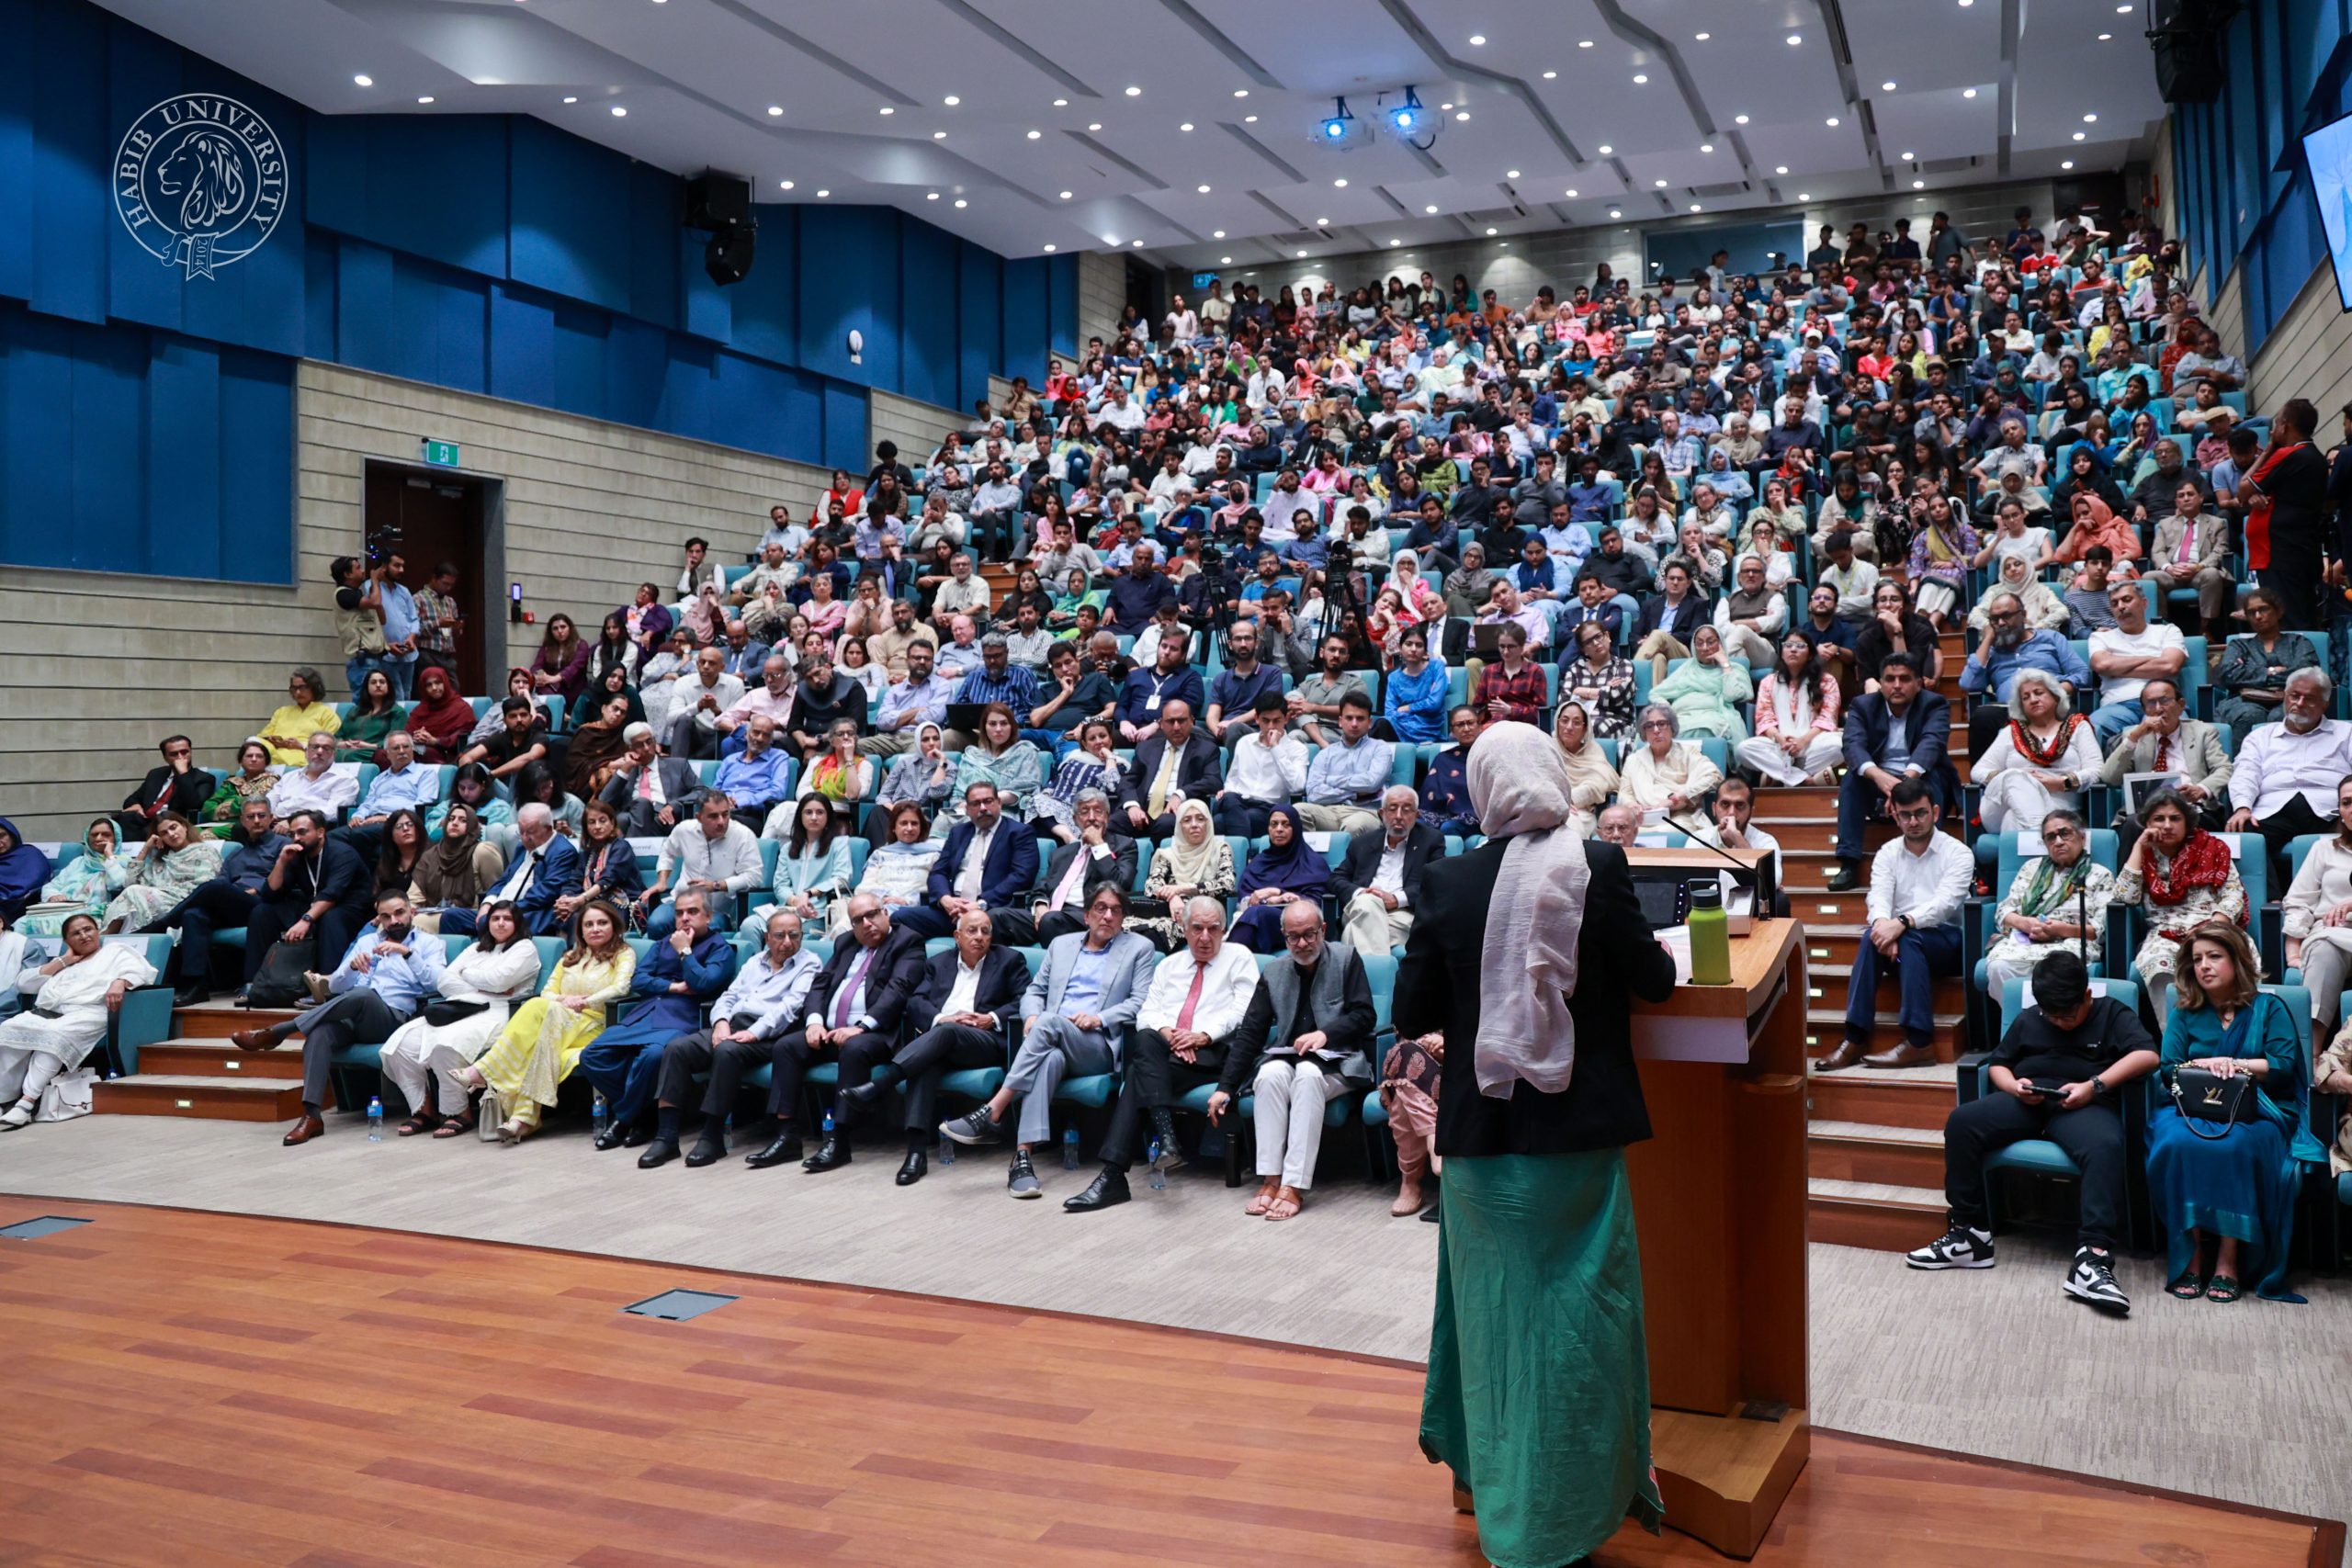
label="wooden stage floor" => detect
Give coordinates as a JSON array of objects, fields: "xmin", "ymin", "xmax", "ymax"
[{"xmin": 0, "ymin": 1196, "xmax": 2338, "ymax": 1568}]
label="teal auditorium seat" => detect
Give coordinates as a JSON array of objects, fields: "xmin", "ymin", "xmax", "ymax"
[
  {"xmin": 1965, "ymin": 976, "xmax": 2150, "ymax": 1247},
  {"xmin": 97, "ymin": 934, "xmax": 178, "ymax": 1077}
]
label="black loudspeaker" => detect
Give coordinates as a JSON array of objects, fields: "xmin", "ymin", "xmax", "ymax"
[
  {"xmin": 2151, "ymin": 28, "xmax": 2225, "ymax": 101},
  {"xmin": 705, "ymin": 222, "xmax": 755, "ymax": 287},
  {"xmin": 685, "ymin": 173, "xmax": 752, "ymax": 231}
]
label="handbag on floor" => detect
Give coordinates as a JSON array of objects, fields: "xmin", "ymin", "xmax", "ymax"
[
  {"xmin": 37, "ymin": 1068, "xmax": 96, "ymax": 1122},
  {"xmin": 477, "ymin": 1087, "xmax": 505, "ymax": 1141},
  {"xmin": 2168, "ymin": 1066, "xmax": 2256, "ymax": 1137},
  {"xmin": 244, "ymin": 938, "xmax": 318, "ymax": 1009}
]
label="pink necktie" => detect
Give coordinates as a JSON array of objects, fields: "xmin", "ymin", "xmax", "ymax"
[
  {"xmin": 833, "ymin": 948, "xmax": 876, "ymax": 1028},
  {"xmin": 1047, "ymin": 849, "xmax": 1090, "ymax": 912},
  {"xmin": 1174, "ymin": 965, "xmax": 1207, "ymax": 1032}
]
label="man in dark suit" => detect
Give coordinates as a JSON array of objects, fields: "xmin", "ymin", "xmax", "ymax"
[
  {"xmin": 240, "ymin": 808, "xmax": 372, "ymax": 990},
  {"xmin": 747, "ymin": 891, "xmax": 925, "ymax": 1170},
  {"xmin": 990, "ymin": 788, "xmax": 1136, "ymax": 946},
  {"xmin": 597, "ymin": 726, "xmax": 707, "ymax": 837},
  {"xmin": 1117, "ymin": 699, "xmax": 1224, "ymax": 840},
  {"xmin": 830, "ymin": 908, "xmax": 1030, "ymax": 1185},
  {"xmin": 442, "ymin": 804, "xmax": 581, "ymax": 936},
  {"xmin": 892, "ymin": 782, "xmax": 1040, "ymax": 940},
  {"xmin": 1826, "ymin": 652, "xmax": 1956, "ymax": 890},
  {"xmin": 578, "ymin": 887, "xmax": 739, "ymax": 1157},
  {"xmin": 114, "ymin": 735, "xmax": 215, "ymax": 842},
  {"xmin": 1329, "ymin": 787, "xmax": 1446, "ymax": 960}
]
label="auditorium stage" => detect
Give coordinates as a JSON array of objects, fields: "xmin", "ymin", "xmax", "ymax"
[{"xmin": 0, "ymin": 1198, "xmax": 2339, "ymax": 1567}]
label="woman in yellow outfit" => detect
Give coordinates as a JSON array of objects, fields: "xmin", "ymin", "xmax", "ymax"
[
  {"xmin": 458, "ymin": 898, "xmax": 635, "ymax": 1142},
  {"xmin": 257, "ymin": 667, "xmax": 343, "ymax": 766}
]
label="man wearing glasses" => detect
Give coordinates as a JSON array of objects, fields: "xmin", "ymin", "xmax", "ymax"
[
  {"xmin": 116, "ymin": 735, "xmax": 216, "ymax": 843},
  {"xmin": 2097, "ymin": 676, "xmax": 2232, "ymax": 855},
  {"xmin": 1819, "ymin": 775, "xmax": 1973, "ymax": 1072},
  {"xmin": 1956, "ymin": 589, "xmax": 2091, "ymax": 759}
]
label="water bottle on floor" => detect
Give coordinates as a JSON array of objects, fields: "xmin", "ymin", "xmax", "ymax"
[
  {"xmin": 591, "ymin": 1091, "xmax": 608, "ymax": 1144},
  {"xmin": 1146, "ymin": 1140, "xmax": 1167, "ymax": 1190},
  {"xmin": 1061, "ymin": 1127, "xmax": 1080, "ymax": 1170},
  {"xmin": 822, "ymin": 1111, "xmax": 834, "ymax": 1138},
  {"xmin": 366, "ymin": 1097, "xmax": 383, "ymax": 1143},
  {"xmin": 937, "ymin": 1133, "xmax": 955, "ymax": 1166}
]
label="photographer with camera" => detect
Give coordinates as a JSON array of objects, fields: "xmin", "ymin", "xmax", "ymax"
[{"xmin": 331, "ymin": 554, "xmax": 389, "ymax": 700}]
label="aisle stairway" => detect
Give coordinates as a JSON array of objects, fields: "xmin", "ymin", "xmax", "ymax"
[
  {"xmin": 89, "ymin": 1002, "xmax": 309, "ymax": 1122},
  {"xmin": 1792, "ymin": 626, "xmax": 1974, "ymax": 1250}
]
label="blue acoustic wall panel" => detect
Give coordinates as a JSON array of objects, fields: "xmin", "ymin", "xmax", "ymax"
[
  {"xmin": 900, "ymin": 220, "xmax": 958, "ymax": 409},
  {"xmin": 965, "ymin": 247, "xmax": 1008, "ymax": 414}
]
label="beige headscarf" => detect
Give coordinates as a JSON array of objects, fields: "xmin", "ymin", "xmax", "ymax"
[{"xmin": 1467, "ymin": 721, "xmax": 1592, "ymax": 1098}]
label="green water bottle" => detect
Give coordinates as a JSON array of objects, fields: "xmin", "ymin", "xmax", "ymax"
[{"xmin": 1687, "ymin": 880, "xmax": 1733, "ymax": 987}]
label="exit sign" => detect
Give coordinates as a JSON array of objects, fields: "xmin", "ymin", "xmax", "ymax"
[{"xmin": 420, "ymin": 438, "xmax": 460, "ymax": 468}]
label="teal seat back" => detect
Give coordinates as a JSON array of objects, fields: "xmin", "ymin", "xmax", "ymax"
[{"xmin": 1997, "ymin": 975, "xmax": 2142, "ymax": 1021}]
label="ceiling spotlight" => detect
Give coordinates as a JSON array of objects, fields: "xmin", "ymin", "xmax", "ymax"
[
  {"xmin": 1455, "ymin": 111, "xmax": 1471, "ymax": 121},
  {"xmin": 2098, "ymin": 31, "xmax": 2113, "ymax": 39},
  {"xmin": 1901, "ymin": 151, "xmax": 1915, "ymax": 160},
  {"xmin": 1044, "ymin": 243, "xmax": 1057, "ymax": 252},
  {"xmin": 1506, "ymin": 169, "xmax": 1520, "ymax": 178},
  {"xmin": 1485, "ymin": 226, "xmax": 1498, "ymax": 235},
  {"xmin": 1335, "ymin": 178, "xmax": 1349, "ymax": 187},
  {"xmin": 1565, "ymin": 187, "xmax": 1577, "ymax": 197},
  {"xmin": 1234, "ymin": 89, "xmax": 1249, "ymax": 97},
  {"xmin": 1054, "ymin": 97, "xmax": 1068, "ymax": 107},
  {"xmin": 1654, "ymin": 179, "xmax": 1668, "ymax": 187},
  {"xmin": 816, "ymin": 188, "xmax": 829, "ymax": 197},
  {"xmin": 943, "ymin": 95, "xmax": 959, "ymax": 106},
  {"xmin": 1543, "ymin": 70, "xmax": 1557, "ymax": 79},
  {"xmin": 779, "ymin": 180, "xmax": 794, "ymax": 189},
  {"xmin": 954, "ymin": 198, "xmax": 967, "ymax": 208},
  {"xmin": 1058, "ymin": 190, "xmax": 1071, "ymax": 199},
  {"xmin": 2084, "ymin": 112, "xmax": 2099, "ymax": 122},
  {"xmin": 610, "ymin": 106, "xmax": 627, "ymax": 117},
  {"xmin": 879, "ymin": 106, "xmax": 894, "ymax": 115},
  {"xmin": 1775, "ymin": 164, "xmax": 1788, "ymax": 174},
  {"xmin": 1797, "ymin": 192, "xmax": 1810, "ymax": 199},
  {"xmin": 1180, "ymin": 122, "xmax": 1194, "ymax": 131},
  {"xmin": 1102, "ymin": 234, "xmax": 1118, "ymax": 244},
  {"xmin": 1578, "ymin": 39, "xmax": 1594, "ymax": 48},
  {"xmin": 1197, "ymin": 184, "xmax": 1211, "ymax": 192},
  {"xmin": 1882, "ymin": 80, "xmax": 1897, "ymax": 91},
  {"xmin": 1424, "ymin": 204, "xmax": 1439, "ymax": 213},
  {"xmin": 417, "ymin": 96, "xmax": 435, "ymax": 104},
  {"xmin": 1124, "ymin": 85, "xmax": 1140, "ymax": 96},
  {"xmin": 1316, "ymin": 218, "xmax": 1329, "ymax": 225},
  {"xmin": 1026, "ymin": 130, "xmax": 1040, "ymax": 139},
  {"xmin": 1695, "ymin": 30, "xmax": 1711, "ymax": 40},
  {"xmin": 2073, "ymin": 131, "xmax": 2086, "ymax": 141},
  {"xmin": 1826, "ymin": 116, "xmax": 1840, "ymax": 126},
  {"xmin": 1469, "ymin": 33, "xmax": 1486, "ymax": 45},
  {"xmin": 1633, "ymin": 74, "xmax": 1648, "ymax": 85},
  {"xmin": 1212, "ymin": 229, "xmax": 1226, "ymax": 237},
  {"xmin": 2061, "ymin": 159, "xmax": 2075, "ymax": 169},
  {"xmin": 1219, "ymin": 254, "xmax": 1231, "ymax": 262},
  {"xmin": 1609, "ymin": 209, "xmax": 1623, "ymax": 219},
  {"xmin": 353, "ymin": 73, "xmax": 373, "ymax": 87},
  {"xmin": 1735, "ymin": 114, "xmax": 1749, "ymax": 124},
  {"xmin": 1598, "ymin": 143, "xmax": 1613, "ymax": 154},
  {"xmin": 1690, "ymin": 204, "xmax": 1702, "ymax": 212},
  {"xmin": 2116, "ymin": 3, "xmax": 2131, "ymax": 9},
  {"xmin": 932, "ymin": 130, "xmax": 945, "ymax": 139},
  {"xmin": 1132, "ymin": 240, "xmax": 1144, "ymax": 247},
  {"xmin": 766, "ymin": 105, "xmax": 783, "ymax": 116},
  {"xmin": 1787, "ymin": 34, "xmax": 1801, "ymax": 45},
  {"xmin": 1296, "ymin": 249, "xmax": 1307, "ymax": 257},
  {"xmin": 1390, "ymin": 239, "xmax": 1402, "ymax": 246},
  {"xmin": 1244, "ymin": 114, "xmax": 1257, "ymax": 122},
  {"xmin": 1701, "ymin": 142, "xmax": 1714, "ymax": 152},
  {"xmin": 1964, "ymin": 87, "xmax": 1979, "ymax": 97},
  {"xmin": 562, "ymin": 96, "xmax": 577, "ymax": 104},
  {"xmin": 1088, "ymin": 121, "xmax": 1102, "ymax": 130},
  {"xmin": 925, "ymin": 191, "xmax": 938, "ymax": 199}
]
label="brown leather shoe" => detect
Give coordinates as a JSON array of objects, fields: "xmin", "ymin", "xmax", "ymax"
[
  {"xmin": 1863, "ymin": 1041, "xmax": 1937, "ymax": 1070},
  {"xmin": 232, "ymin": 1028, "xmax": 280, "ymax": 1053},
  {"xmin": 281, "ymin": 1112, "xmax": 325, "ymax": 1146},
  {"xmin": 1815, "ymin": 1038, "xmax": 1870, "ymax": 1072}
]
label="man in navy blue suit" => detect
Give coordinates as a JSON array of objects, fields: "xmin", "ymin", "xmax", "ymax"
[
  {"xmin": 580, "ymin": 887, "xmax": 739, "ymax": 1159},
  {"xmin": 440, "ymin": 803, "xmax": 581, "ymax": 936},
  {"xmin": 893, "ymin": 782, "xmax": 1038, "ymax": 940}
]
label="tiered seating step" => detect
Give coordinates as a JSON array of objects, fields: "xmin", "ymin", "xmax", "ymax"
[
  {"xmin": 171, "ymin": 1002, "xmax": 300, "ymax": 1040},
  {"xmin": 91, "ymin": 1074, "xmax": 306, "ymax": 1122},
  {"xmin": 1805, "ymin": 1119, "xmax": 1945, "ymax": 1188},
  {"xmin": 135, "ymin": 1042, "xmax": 303, "ymax": 1080},
  {"xmin": 1808, "ymin": 1176, "xmax": 1947, "ymax": 1251}
]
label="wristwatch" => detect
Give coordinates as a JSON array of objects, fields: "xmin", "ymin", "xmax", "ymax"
[{"xmin": 2090, "ymin": 1077, "xmax": 2115, "ymax": 1101}]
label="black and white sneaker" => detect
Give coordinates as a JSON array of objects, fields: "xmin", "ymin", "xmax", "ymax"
[
  {"xmin": 1905, "ymin": 1224, "xmax": 1996, "ymax": 1270},
  {"xmin": 940, "ymin": 1108, "xmax": 1008, "ymax": 1147},
  {"xmin": 2063, "ymin": 1246, "xmax": 2131, "ymax": 1315},
  {"xmin": 1007, "ymin": 1148, "xmax": 1042, "ymax": 1198}
]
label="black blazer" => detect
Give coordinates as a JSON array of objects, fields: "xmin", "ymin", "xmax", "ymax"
[
  {"xmin": 1035, "ymin": 834, "xmax": 1138, "ymax": 908},
  {"xmin": 1117, "ymin": 731, "xmax": 1224, "ymax": 815},
  {"xmin": 596, "ymin": 758, "xmax": 705, "ymax": 815},
  {"xmin": 925, "ymin": 818, "xmax": 1041, "ymax": 908},
  {"xmin": 1327, "ymin": 820, "xmax": 1444, "ymax": 908},
  {"xmin": 803, "ymin": 926, "xmax": 927, "ymax": 1036},
  {"xmin": 1392, "ymin": 839, "xmax": 1675, "ymax": 1157},
  {"xmin": 122, "ymin": 764, "xmax": 217, "ymax": 820},
  {"xmin": 903, "ymin": 944, "xmax": 1032, "ymax": 1039}
]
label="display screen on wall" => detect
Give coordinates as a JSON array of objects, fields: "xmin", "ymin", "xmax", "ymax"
[{"xmin": 2304, "ymin": 110, "xmax": 2352, "ymax": 311}]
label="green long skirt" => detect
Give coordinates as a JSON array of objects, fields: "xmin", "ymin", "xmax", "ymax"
[{"xmin": 1422, "ymin": 1149, "xmax": 1665, "ymax": 1568}]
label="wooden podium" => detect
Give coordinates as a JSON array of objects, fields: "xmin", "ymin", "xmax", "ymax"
[{"xmin": 1621, "ymin": 849, "xmax": 1811, "ymax": 1559}]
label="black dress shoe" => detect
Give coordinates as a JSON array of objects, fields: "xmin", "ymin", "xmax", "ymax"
[
  {"xmin": 801, "ymin": 1134, "xmax": 852, "ymax": 1172},
  {"xmin": 839, "ymin": 1080, "xmax": 885, "ymax": 1116},
  {"xmin": 1823, "ymin": 862, "xmax": 1863, "ymax": 892},
  {"xmin": 620, "ymin": 1122, "xmax": 651, "ymax": 1149},
  {"xmin": 594, "ymin": 1122, "xmax": 628, "ymax": 1151},
  {"xmin": 684, "ymin": 1139, "xmax": 726, "ymax": 1168},
  {"xmin": 1063, "ymin": 1168, "xmax": 1131, "ymax": 1212},
  {"xmin": 895, "ymin": 1149, "xmax": 928, "ymax": 1186},
  {"xmin": 173, "ymin": 985, "xmax": 210, "ymax": 1008},
  {"xmin": 745, "ymin": 1134, "xmax": 804, "ymax": 1169},
  {"xmin": 637, "ymin": 1137, "xmax": 680, "ymax": 1169}
]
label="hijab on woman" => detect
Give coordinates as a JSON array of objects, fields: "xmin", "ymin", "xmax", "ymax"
[{"xmin": 1464, "ymin": 722, "xmax": 1592, "ymax": 1098}]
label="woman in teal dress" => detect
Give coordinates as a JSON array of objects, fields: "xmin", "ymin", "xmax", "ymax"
[
  {"xmin": 2147, "ymin": 920, "xmax": 2325, "ymax": 1303},
  {"xmin": 16, "ymin": 820, "xmax": 130, "ymax": 940}
]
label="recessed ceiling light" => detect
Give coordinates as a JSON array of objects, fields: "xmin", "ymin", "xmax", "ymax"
[
  {"xmin": 1598, "ymin": 143, "xmax": 1612, "ymax": 154},
  {"xmin": 1296, "ymin": 249, "xmax": 1307, "ymax": 256},
  {"xmin": 1234, "ymin": 89, "xmax": 1249, "ymax": 97},
  {"xmin": 1088, "ymin": 122, "xmax": 1102, "ymax": 130},
  {"xmin": 1963, "ymin": 87, "xmax": 1978, "ymax": 97},
  {"xmin": 1633, "ymin": 73, "xmax": 1648, "ymax": 84},
  {"xmin": 943, "ymin": 95, "xmax": 959, "ymax": 106},
  {"xmin": 1901, "ymin": 151, "xmax": 1915, "ymax": 160},
  {"xmin": 1180, "ymin": 122, "xmax": 1194, "ymax": 131},
  {"xmin": 1053, "ymin": 97, "xmax": 1069, "ymax": 107},
  {"xmin": 816, "ymin": 189, "xmax": 830, "ymax": 197},
  {"xmin": 1882, "ymin": 81, "xmax": 1897, "ymax": 91},
  {"xmin": 1243, "ymin": 114, "xmax": 1257, "ymax": 122},
  {"xmin": 1132, "ymin": 240, "xmax": 1144, "ymax": 247},
  {"xmin": 933, "ymin": 130, "xmax": 946, "ymax": 139},
  {"xmin": 1543, "ymin": 70, "xmax": 1557, "ymax": 79},
  {"xmin": 1485, "ymin": 227, "xmax": 1498, "ymax": 235},
  {"xmin": 2116, "ymin": 3, "xmax": 2131, "ymax": 10},
  {"xmin": 1044, "ymin": 243, "xmax": 1057, "ymax": 252},
  {"xmin": 879, "ymin": 106, "xmax": 894, "ymax": 115},
  {"xmin": 2061, "ymin": 159, "xmax": 2075, "ymax": 169},
  {"xmin": 1391, "ymin": 239, "xmax": 1402, "ymax": 246},
  {"xmin": 2084, "ymin": 112, "xmax": 2098, "ymax": 122},
  {"xmin": 1197, "ymin": 184, "xmax": 1211, "ymax": 192},
  {"xmin": 926, "ymin": 191, "xmax": 939, "ymax": 199},
  {"xmin": 1775, "ymin": 164, "xmax": 1788, "ymax": 174},
  {"xmin": 1455, "ymin": 111, "xmax": 1470, "ymax": 120},
  {"xmin": 780, "ymin": 180, "xmax": 794, "ymax": 189},
  {"xmin": 1735, "ymin": 114, "xmax": 1749, "ymax": 124},
  {"xmin": 1219, "ymin": 254, "xmax": 1231, "ymax": 262},
  {"xmin": 2073, "ymin": 131, "xmax": 2086, "ymax": 141},
  {"xmin": 1797, "ymin": 192, "xmax": 1809, "ymax": 199},
  {"xmin": 1102, "ymin": 234, "xmax": 1118, "ymax": 244},
  {"xmin": 1826, "ymin": 116, "xmax": 1840, "ymax": 127},
  {"xmin": 1787, "ymin": 33, "xmax": 1801, "ymax": 45},
  {"xmin": 1506, "ymin": 169, "xmax": 1520, "ymax": 178},
  {"xmin": 1654, "ymin": 179, "xmax": 1668, "ymax": 187},
  {"xmin": 1469, "ymin": 33, "xmax": 1486, "ymax": 45},
  {"xmin": 1212, "ymin": 230, "xmax": 1226, "ymax": 238},
  {"xmin": 417, "ymin": 96, "xmax": 434, "ymax": 104},
  {"xmin": 954, "ymin": 198, "xmax": 967, "ymax": 208},
  {"xmin": 1912, "ymin": 179, "xmax": 1925, "ymax": 188},
  {"xmin": 1701, "ymin": 142, "xmax": 1713, "ymax": 152},
  {"xmin": 2097, "ymin": 31, "xmax": 2112, "ymax": 39},
  {"xmin": 562, "ymin": 96, "xmax": 577, "ymax": 104},
  {"xmin": 1425, "ymin": 204, "xmax": 1440, "ymax": 213},
  {"xmin": 1609, "ymin": 209, "xmax": 1623, "ymax": 219},
  {"xmin": 1026, "ymin": 130, "xmax": 1040, "ymax": 139},
  {"xmin": 1334, "ymin": 177, "xmax": 1348, "ymax": 186},
  {"xmin": 1124, "ymin": 85, "xmax": 1141, "ymax": 96},
  {"xmin": 1578, "ymin": 39, "xmax": 1594, "ymax": 48},
  {"xmin": 1695, "ymin": 30, "xmax": 1710, "ymax": 40},
  {"xmin": 1058, "ymin": 190, "xmax": 1072, "ymax": 198},
  {"xmin": 610, "ymin": 106, "xmax": 627, "ymax": 117},
  {"xmin": 1690, "ymin": 203, "xmax": 1702, "ymax": 212},
  {"xmin": 766, "ymin": 105, "xmax": 783, "ymax": 116},
  {"xmin": 353, "ymin": 73, "xmax": 373, "ymax": 87},
  {"xmin": 1565, "ymin": 187, "xmax": 1577, "ymax": 197}
]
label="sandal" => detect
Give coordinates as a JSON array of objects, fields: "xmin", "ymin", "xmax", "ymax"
[
  {"xmin": 1264, "ymin": 1190, "xmax": 1305, "ymax": 1222},
  {"xmin": 495, "ymin": 1117, "xmax": 531, "ymax": 1145},
  {"xmin": 2205, "ymin": 1275, "xmax": 2241, "ymax": 1303},
  {"xmin": 2167, "ymin": 1273, "xmax": 2208, "ymax": 1301},
  {"xmin": 431, "ymin": 1112, "xmax": 476, "ymax": 1139},
  {"xmin": 1244, "ymin": 1182, "xmax": 1279, "ymax": 1216},
  {"xmin": 396, "ymin": 1113, "xmax": 441, "ymax": 1137}
]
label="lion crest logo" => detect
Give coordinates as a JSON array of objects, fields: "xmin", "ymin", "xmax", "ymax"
[{"xmin": 114, "ymin": 95, "xmax": 288, "ymax": 279}]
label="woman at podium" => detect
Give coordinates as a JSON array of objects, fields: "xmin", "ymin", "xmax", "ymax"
[{"xmin": 1395, "ymin": 720, "xmax": 1679, "ymax": 1567}]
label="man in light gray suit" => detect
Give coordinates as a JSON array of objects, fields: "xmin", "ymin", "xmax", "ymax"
[{"xmin": 941, "ymin": 883, "xmax": 1157, "ymax": 1198}]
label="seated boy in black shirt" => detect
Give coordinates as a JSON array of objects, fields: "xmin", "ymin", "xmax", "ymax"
[{"xmin": 1905, "ymin": 952, "xmax": 2158, "ymax": 1316}]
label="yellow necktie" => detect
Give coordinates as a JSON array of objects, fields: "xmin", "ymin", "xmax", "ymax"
[{"xmin": 1148, "ymin": 743, "xmax": 1179, "ymax": 818}]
